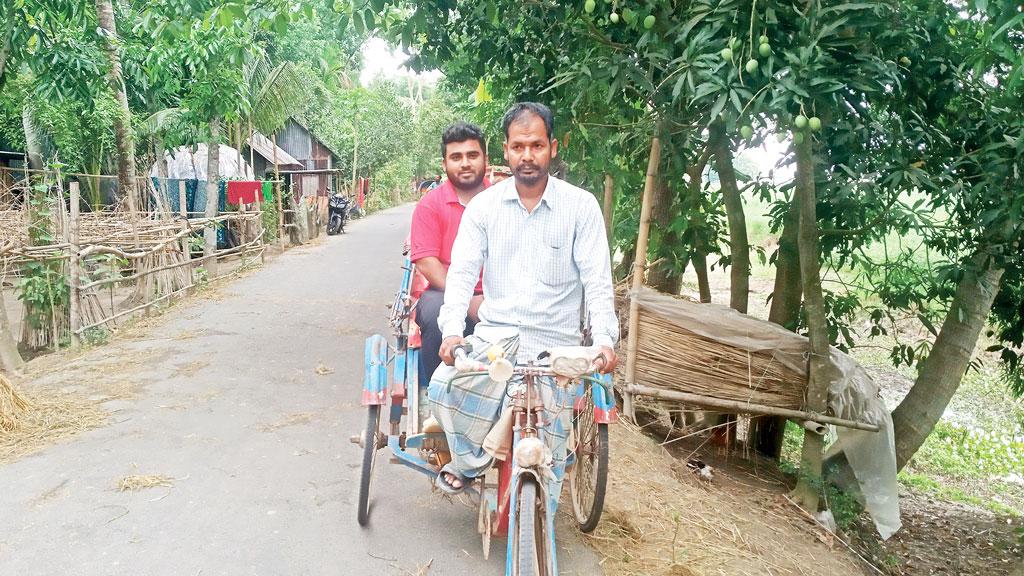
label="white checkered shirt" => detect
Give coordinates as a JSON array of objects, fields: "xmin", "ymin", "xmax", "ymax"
[{"xmin": 438, "ymin": 175, "xmax": 619, "ymax": 360}]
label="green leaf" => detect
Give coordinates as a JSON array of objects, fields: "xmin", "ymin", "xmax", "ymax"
[
  {"xmin": 692, "ymin": 82, "xmax": 718, "ymax": 101},
  {"xmin": 672, "ymin": 75, "xmax": 687, "ymax": 100},
  {"xmin": 729, "ymin": 89, "xmax": 743, "ymax": 114},
  {"xmin": 709, "ymin": 93, "xmax": 727, "ymax": 121},
  {"xmin": 364, "ymin": 9, "xmax": 375, "ymax": 31}
]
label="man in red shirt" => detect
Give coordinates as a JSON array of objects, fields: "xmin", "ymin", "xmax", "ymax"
[{"xmin": 409, "ymin": 122, "xmax": 489, "ymax": 386}]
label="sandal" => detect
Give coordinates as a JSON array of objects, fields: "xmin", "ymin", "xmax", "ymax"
[{"xmin": 435, "ymin": 463, "xmax": 468, "ymax": 495}]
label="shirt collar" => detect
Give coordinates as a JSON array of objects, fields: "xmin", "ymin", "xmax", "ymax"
[
  {"xmin": 439, "ymin": 181, "xmax": 460, "ymax": 205},
  {"xmin": 443, "ymin": 178, "xmax": 492, "ymax": 205},
  {"xmin": 500, "ymin": 175, "xmax": 557, "ymax": 210}
]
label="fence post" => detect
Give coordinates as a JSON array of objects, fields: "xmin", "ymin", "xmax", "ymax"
[
  {"xmin": 179, "ymin": 181, "xmax": 193, "ymax": 292},
  {"xmin": 254, "ymin": 182, "xmax": 265, "ymax": 264},
  {"xmin": 276, "ymin": 180, "xmax": 285, "ymax": 248},
  {"xmin": 239, "ymin": 197, "xmax": 248, "ymax": 268},
  {"xmin": 68, "ymin": 181, "xmax": 82, "ymax": 346}
]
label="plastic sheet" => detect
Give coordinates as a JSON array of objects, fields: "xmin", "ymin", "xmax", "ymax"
[{"xmin": 148, "ymin": 144, "xmax": 253, "ymax": 180}]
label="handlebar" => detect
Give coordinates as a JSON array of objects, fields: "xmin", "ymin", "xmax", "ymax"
[{"xmin": 451, "ymin": 343, "xmax": 608, "ymax": 389}]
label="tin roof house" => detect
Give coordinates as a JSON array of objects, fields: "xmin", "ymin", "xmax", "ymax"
[{"xmin": 255, "ymin": 118, "xmax": 343, "ymax": 201}]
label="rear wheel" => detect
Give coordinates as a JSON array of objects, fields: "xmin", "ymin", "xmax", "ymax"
[
  {"xmin": 356, "ymin": 404, "xmax": 381, "ymax": 526},
  {"xmin": 570, "ymin": 386, "xmax": 609, "ymax": 533}
]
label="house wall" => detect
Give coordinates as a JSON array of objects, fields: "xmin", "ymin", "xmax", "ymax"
[
  {"xmin": 276, "ymin": 120, "xmax": 313, "ymax": 169},
  {"xmin": 274, "ymin": 119, "xmax": 341, "ymax": 196},
  {"xmin": 242, "ymin": 148, "xmax": 270, "ymax": 177}
]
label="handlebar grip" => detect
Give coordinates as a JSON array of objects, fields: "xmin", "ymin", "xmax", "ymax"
[{"xmin": 453, "ymin": 341, "xmax": 474, "ymax": 360}]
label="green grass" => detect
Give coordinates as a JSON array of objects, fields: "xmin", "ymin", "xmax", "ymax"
[
  {"xmin": 780, "ymin": 418, "xmax": 1024, "ymax": 517},
  {"xmin": 899, "ymin": 471, "xmax": 1019, "ymax": 516}
]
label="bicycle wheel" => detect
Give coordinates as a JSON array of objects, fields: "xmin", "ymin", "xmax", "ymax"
[
  {"xmin": 570, "ymin": 387, "xmax": 609, "ymax": 533},
  {"xmin": 515, "ymin": 479, "xmax": 551, "ymax": 576},
  {"xmin": 356, "ymin": 404, "xmax": 381, "ymax": 526}
]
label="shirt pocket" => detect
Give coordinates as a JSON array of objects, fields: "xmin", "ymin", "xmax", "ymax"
[{"xmin": 539, "ymin": 243, "xmax": 574, "ymax": 287}]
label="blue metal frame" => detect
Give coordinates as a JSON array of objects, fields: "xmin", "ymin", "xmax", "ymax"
[{"xmin": 362, "ymin": 334, "xmax": 388, "ymax": 405}]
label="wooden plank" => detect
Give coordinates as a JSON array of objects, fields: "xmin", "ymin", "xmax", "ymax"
[{"xmin": 623, "ymin": 384, "xmax": 880, "ymax": 432}]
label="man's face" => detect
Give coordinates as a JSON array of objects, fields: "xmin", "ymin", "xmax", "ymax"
[
  {"xmin": 503, "ymin": 113, "xmax": 558, "ymax": 187},
  {"xmin": 442, "ymin": 139, "xmax": 487, "ymax": 191}
]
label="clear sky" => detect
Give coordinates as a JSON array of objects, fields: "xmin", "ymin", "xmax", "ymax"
[{"xmin": 359, "ymin": 37, "xmax": 442, "ymax": 87}]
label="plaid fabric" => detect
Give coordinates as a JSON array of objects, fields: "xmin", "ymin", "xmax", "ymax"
[{"xmin": 427, "ymin": 335, "xmax": 572, "ymax": 495}]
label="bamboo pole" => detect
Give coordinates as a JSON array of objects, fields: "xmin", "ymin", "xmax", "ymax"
[
  {"xmin": 273, "ymin": 134, "xmax": 284, "ymax": 247},
  {"xmin": 248, "ymin": 120, "xmax": 255, "ymax": 173},
  {"xmin": 602, "ymin": 173, "xmax": 614, "ymax": 242},
  {"xmin": 179, "ymin": 181, "xmax": 194, "ymax": 294},
  {"xmin": 623, "ymin": 384, "xmax": 880, "ymax": 432},
  {"xmin": 623, "ymin": 130, "xmax": 662, "ymax": 421},
  {"xmin": 68, "ymin": 182, "xmax": 82, "ymax": 346}
]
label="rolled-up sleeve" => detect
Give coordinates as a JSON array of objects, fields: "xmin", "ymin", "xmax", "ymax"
[
  {"xmin": 439, "ymin": 201, "xmax": 487, "ymax": 339},
  {"xmin": 573, "ymin": 197, "xmax": 619, "ymax": 348}
]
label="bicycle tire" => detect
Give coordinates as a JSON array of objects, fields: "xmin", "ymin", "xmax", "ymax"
[
  {"xmin": 356, "ymin": 404, "xmax": 380, "ymax": 527},
  {"xmin": 516, "ymin": 480, "xmax": 541, "ymax": 576},
  {"xmin": 570, "ymin": 391, "xmax": 609, "ymax": 533}
]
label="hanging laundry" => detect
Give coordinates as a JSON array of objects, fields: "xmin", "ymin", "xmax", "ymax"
[
  {"xmin": 261, "ymin": 181, "xmax": 273, "ymax": 204},
  {"xmin": 227, "ymin": 180, "xmax": 261, "ymax": 205}
]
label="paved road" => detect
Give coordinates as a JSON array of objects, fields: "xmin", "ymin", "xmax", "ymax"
[{"xmin": 0, "ymin": 203, "xmax": 603, "ymax": 576}]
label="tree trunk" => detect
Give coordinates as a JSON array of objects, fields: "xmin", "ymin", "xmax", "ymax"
[
  {"xmin": 0, "ymin": 14, "xmax": 12, "ymax": 85},
  {"xmin": 710, "ymin": 121, "xmax": 749, "ymax": 313},
  {"xmin": 0, "ymin": 286, "xmax": 24, "ymax": 373},
  {"xmin": 892, "ymin": 256, "xmax": 1004, "ymax": 470},
  {"xmin": 22, "ymin": 106, "xmax": 43, "ymax": 169},
  {"xmin": 692, "ymin": 251, "xmax": 712, "ymax": 303},
  {"xmin": 752, "ymin": 195, "xmax": 805, "ymax": 458},
  {"xmin": 684, "ymin": 162, "xmax": 713, "ymax": 303},
  {"xmin": 204, "ymin": 121, "xmax": 220, "ymax": 276},
  {"xmin": 790, "ymin": 135, "xmax": 830, "ymax": 512},
  {"xmin": 648, "ymin": 178, "xmax": 682, "ymax": 294},
  {"xmin": 94, "ymin": 0, "xmax": 139, "ymax": 211},
  {"xmin": 769, "ymin": 196, "xmax": 803, "ymax": 328},
  {"xmin": 602, "ymin": 174, "xmax": 614, "ymax": 243}
]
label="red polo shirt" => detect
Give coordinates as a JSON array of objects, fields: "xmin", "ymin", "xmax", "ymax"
[{"xmin": 410, "ymin": 180, "xmax": 486, "ymax": 293}]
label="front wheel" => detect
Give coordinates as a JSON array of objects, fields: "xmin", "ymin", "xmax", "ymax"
[
  {"xmin": 514, "ymin": 479, "xmax": 551, "ymax": 576},
  {"xmin": 327, "ymin": 214, "xmax": 342, "ymax": 235},
  {"xmin": 356, "ymin": 404, "xmax": 381, "ymax": 526}
]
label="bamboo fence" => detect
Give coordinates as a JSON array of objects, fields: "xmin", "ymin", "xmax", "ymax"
[{"xmin": 0, "ymin": 168, "xmax": 287, "ymax": 350}]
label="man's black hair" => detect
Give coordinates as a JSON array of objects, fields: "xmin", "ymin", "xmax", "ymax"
[
  {"xmin": 502, "ymin": 102, "xmax": 554, "ymax": 140},
  {"xmin": 441, "ymin": 122, "xmax": 487, "ymax": 158}
]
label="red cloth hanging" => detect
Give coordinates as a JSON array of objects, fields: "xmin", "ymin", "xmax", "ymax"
[{"xmin": 227, "ymin": 180, "xmax": 261, "ymax": 205}]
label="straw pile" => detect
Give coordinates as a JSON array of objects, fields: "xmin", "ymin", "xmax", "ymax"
[
  {"xmin": 581, "ymin": 421, "xmax": 865, "ymax": 575},
  {"xmin": 0, "ymin": 389, "xmax": 107, "ymax": 463},
  {"xmin": 0, "ymin": 372, "xmax": 31, "ymax": 431},
  {"xmin": 117, "ymin": 474, "xmax": 174, "ymax": 491},
  {"xmin": 634, "ymin": 309, "xmax": 806, "ymax": 410}
]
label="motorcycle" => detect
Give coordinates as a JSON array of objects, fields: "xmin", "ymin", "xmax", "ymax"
[{"xmin": 327, "ymin": 193, "xmax": 352, "ymax": 235}]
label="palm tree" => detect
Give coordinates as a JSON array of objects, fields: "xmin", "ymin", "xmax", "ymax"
[{"xmin": 94, "ymin": 0, "xmax": 139, "ymax": 212}]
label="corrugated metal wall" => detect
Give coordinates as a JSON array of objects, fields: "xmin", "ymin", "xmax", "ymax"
[{"xmin": 276, "ymin": 120, "xmax": 313, "ymax": 168}]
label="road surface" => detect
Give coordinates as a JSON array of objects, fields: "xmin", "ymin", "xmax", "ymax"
[{"xmin": 0, "ymin": 203, "xmax": 603, "ymax": 575}]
